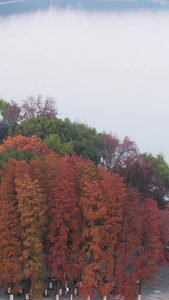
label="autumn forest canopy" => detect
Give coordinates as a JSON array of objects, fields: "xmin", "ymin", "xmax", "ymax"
[{"xmin": 1, "ymin": 96, "xmax": 169, "ymax": 299}]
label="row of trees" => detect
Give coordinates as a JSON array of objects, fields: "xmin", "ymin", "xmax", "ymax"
[
  {"xmin": 1, "ymin": 97, "xmax": 169, "ymax": 299},
  {"xmin": 1, "ymin": 97, "xmax": 169, "ymax": 210},
  {"xmin": 0, "ymin": 135, "xmax": 169, "ymax": 300}
]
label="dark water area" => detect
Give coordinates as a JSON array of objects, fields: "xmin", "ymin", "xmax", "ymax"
[
  {"xmin": 0, "ymin": 0, "xmax": 51, "ymax": 17},
  {"xmin": 0, "ymin": 0, "xmax": 169, "ymax": 18}
]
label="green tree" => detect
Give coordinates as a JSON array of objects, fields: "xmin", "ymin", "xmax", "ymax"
[
  {"xmin": 44, "ymin": 134, "xmax": 73, "ymax": 156},
  {"xmin": 154, "ymin": 154, "xmax": 169, "ymax": 189},
  {"xmin": 0, "ymin": 121, "xmax": 8, "ymax": 144},
  {"xmin": 0, "ymin": 148, "xmax": 39, "ymax": 172},
  {"xmin": 11, "ymin": 118, "xmax": 101, "ymax": 164},
  {"xmin": 0, "ymin": 99, "xmax": 10, "ymax": 143},
  {"xmin": 0, "ymin": 99, "xmax": 8, "ymax": 119}
]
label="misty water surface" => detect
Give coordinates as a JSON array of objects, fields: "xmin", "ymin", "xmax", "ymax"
[{"xmin": 0, "ymin": 0, "xmax": 169, "ymax": 161}]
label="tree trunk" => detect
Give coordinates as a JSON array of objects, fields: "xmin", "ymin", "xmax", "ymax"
[
  {"xmin": 59, "ymin": 288, "xmax": 63, "ymax": 296},
  {"xmin": 49, "ymin": 281, "xmax": 53, "ymax": 289},
  {"xmin": 44, "ymin": 288, "xmax": 48, "ymax": 296},
  {"xmin": 57, "ymin": 280, "xmax": 60, "ymax": 294},
  {"xmin": 25, "ymin": 293, "xmax": 29, "ymax": 300},
  {"xmin": 9, "ymin": 294, "xmax": 14, "ymax": 300},
  {"xmin": 137, "ymin": 279, "xmax": 142, "ymax": 300},
  {"xmin": 56, "ymin": 294, "xmax": 59, "ymax": 300},
  {"xmin": 74, "ymin": 288, "xmax": 78, "ymax": 296}
]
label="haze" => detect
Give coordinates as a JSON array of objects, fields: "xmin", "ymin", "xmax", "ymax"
[{"xmin": 0, "ymin": 1, "xmax": 169, "ymax": 161}]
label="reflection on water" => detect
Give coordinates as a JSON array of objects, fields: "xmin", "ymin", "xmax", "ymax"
[{"xmin": 0, "ymin": 0, "xmax": 169, "ymax": 18}]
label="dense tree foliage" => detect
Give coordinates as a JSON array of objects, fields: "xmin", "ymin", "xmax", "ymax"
[
  {"xmin": 0, "ymin": 135, "xmax": 50, "ymax": 156},
  {"xmin": 47, "ymin": 156, "xmax": 81, "ymax": 284},
  {"xmin": 9, "ymin": 117, "xmax": 101, "ymax": 164},
  {"xmin": 0, "ymin": 97, "xmax": 169, "ymax": 299},
  {"xmin": 0, "ymin": 135, "xmax": 168, "ymax": 299},
  {"xmin": 7, "ymin": 110, "xmax": 168, "ymax": 208},
  {"xmin": 0, "ymin": 159, "xmax": 23, "ymax": 293},
  {"xmin": 15, "ymin": 175, "xmax": 47, "ymax": 297},
  {"xmin": 2, "ymin": 96, "xmax": 169, "ymax": 206},
  {"xmin": 44, "ymin": 134, "xmax": 73, "ymax": 155}
]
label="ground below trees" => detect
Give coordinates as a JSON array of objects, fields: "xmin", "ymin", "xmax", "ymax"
[{"xmin": 1, "ymin": 263, "xmax": 169, "ymax": 300}]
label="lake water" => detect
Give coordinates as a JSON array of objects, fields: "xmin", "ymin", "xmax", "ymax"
[{"xmin": 1, "ymin": 0, "xmax": 169, "ymax": 161}]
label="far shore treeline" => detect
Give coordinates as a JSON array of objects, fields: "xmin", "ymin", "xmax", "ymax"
[{"xmin": 0, "ymin": 96, "xmax": 169, "ymax": 300}]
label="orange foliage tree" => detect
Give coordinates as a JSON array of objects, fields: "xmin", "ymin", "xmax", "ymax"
[
  {"xmin": 15, "ymin": 174, "xmax": 47, "ymax": 298},
  {"xmin": 0, "ymin": 135, "xmax": 50, "ymax": 155}
]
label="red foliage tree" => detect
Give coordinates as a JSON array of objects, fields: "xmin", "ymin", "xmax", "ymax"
[
  {"xmin": 115, "ymin": 188, "xmax": 144, "ymax": 300},
  {"xmin": 97, "ymin": 133, "xmax": 119, "ymax": 170},
  {"xmin": 113, "ymin": 193, "xmax": 162, "ymax": 300},
  {"xmin": 97, "ymin": 170, "xmax": 126, "ymax": 298},
  {"xmin": 98, "ymin": 133, "xmax": 138, "ymax": 170},
  {"xmin": 70, "ymin": 161, "xmax": 126, "ymax": 299},
  {"xmin": 20, "ymin": 95, "xmax": 57, "ymax": 121},
  {"xmin": 160, "ymin": 208, "xmax": 169, "ymax": 263},
  {"xmin": 137, "ymin": 198, "xmax": 161, "ymax": 285},
  {"xmin": 47, "ymin": 156, "xmax": 82, "ymax": 289},
  {"xmin": 115, "ymin": 154, "xmax": 167, "ymax": 209},
  {"xmin": 0, "ymin": 159, "xmax": 29, "ymax": 293}
]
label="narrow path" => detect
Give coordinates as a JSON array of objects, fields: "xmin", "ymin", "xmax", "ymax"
[{"xmin": 142, "ymin": 262, "xmax": 169, "ymax": 300}]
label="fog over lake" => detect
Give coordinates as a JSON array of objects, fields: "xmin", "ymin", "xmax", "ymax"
[{"xmin": 1, "ymin": 0, "xmax": 169, "ymax": 161}]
